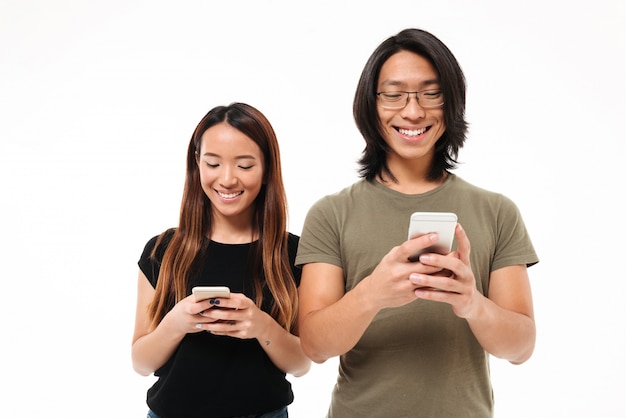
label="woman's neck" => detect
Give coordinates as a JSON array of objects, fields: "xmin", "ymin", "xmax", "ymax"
[{"xmin": 209, "ymin": 212, "xmax": 257, "ymax": 244}]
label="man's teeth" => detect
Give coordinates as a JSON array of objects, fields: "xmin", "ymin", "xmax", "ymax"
[
  {"xmin": 218, "ymin": 191, "xmax": 243, "ymax": 199},
  {"xmin": 399, "ymin": 127, "xmax": 427, "ymax": 137}
]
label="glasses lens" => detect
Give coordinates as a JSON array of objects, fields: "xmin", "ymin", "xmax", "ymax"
[
  {"xmin": 420, "ymin": 90, "xmax": 443, "ymax": 107},
  {"xmin": 378, "ymin": 92, "xmax": 406, "ymax": 109},
  {"xmin": 378, "ymin": 90, "xmax": 444, "ymax": 109}
]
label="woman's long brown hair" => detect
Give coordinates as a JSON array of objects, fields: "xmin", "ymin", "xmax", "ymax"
[{"xmin": 147, "ymin": 103, "xmax": 298, "ymax": 332}]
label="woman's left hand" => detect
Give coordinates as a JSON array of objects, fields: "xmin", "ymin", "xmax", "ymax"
[{"xmin": 197, "ymin": 293, "xmax": 272, "ymax": 339}]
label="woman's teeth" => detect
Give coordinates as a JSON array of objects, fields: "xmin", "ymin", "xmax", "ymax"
[{"xmin": 218, "ymin": 191, "xmax": 243, "ymax": 199}]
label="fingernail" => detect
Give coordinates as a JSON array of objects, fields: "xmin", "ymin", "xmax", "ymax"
[
  {"xmin": 195, "ymin": 324, "xmax": 202, "ymax": 329},
  {"xmin": 409, "ymin": 274, "xmax": 425, "ymax": 284}
]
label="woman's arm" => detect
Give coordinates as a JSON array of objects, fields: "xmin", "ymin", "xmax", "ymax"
[
  {"xmin": 254, "ymin": 311, "xmax": 312, "ymax": 377},
  {"xmin": 198, "ymin": 293, "xmax": 312, "ymax": 377},
  {"xmin": 131, "ymin": 271, "xmax": 214, "ymax": 375}
]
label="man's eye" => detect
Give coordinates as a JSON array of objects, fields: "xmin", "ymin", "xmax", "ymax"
[{"xmin": 382, "ymin": 93, "xmax": 403, "ymax": 101}]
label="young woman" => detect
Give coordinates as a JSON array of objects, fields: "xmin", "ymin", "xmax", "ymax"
[
  {"xmin": 132, "ymin": 102, "xmax": 310, "ymax": 418},
  {"xmin": 296, "ymin": 29, "xmax": 538, "ymax": 417}
]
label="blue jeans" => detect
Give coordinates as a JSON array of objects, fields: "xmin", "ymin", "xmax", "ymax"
[{"xmin": 147, "ymin": 405, "xmax": 288, "ymax": 418}]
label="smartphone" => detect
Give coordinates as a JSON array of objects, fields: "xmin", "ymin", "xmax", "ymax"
[
  {"xmin": 192, "ymin": 286, "xmax": 231, "ymax": 302},
  {"xmin": 407, "ymin": 212, "xmax": 458, "ymax": 262}
]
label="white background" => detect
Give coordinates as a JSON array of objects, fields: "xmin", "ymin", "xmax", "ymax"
[{"xmin": 1, "ymin": 1, "xmax": 625, "ymax": 417}]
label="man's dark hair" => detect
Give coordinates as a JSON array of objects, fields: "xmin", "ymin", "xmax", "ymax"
[{"xmin": 353, "ymin": 28, "xmax": 468, "ymax": 182}]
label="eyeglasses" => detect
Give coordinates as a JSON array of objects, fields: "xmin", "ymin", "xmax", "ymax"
[{"xmin": 376, "ymin": 89, "xmax": 444, "ymax": 109}]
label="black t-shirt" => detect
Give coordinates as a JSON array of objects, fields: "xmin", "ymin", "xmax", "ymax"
[{"xmin": 138, "ymin": 230, "xmax": 302, "ymax": 418}]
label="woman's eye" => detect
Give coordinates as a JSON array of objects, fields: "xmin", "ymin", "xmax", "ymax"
[
  {"xmin": 205, "ymin": 162, "xmax": 219, "ymax": 168},
  {"xmin": 239, "ymin": 165, "xmax": 254, "ymax": 170}
]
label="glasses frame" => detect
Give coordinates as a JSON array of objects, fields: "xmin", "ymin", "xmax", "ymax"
[{"xmin": 376, "ymin": 89, "xmax": 444, "ymax": 109}]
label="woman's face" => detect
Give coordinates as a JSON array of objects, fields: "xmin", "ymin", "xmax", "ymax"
[
  {"xmin": 376, "ymin": 50, "xmax": 446, "ymax": 169},
  {"xmin": 197, "ymin": 122, "xmax": 264, "ymax": 226}
]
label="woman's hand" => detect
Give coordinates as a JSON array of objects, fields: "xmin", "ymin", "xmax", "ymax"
[
  {"xmin": 194, "ymin": 293, "xmax": 273, "ymax": 340},
  {"xmin": 162, "ymin": 294, "xmax": 221, "ymax": 337},
  {"xmin": 195, "ymin": 293, "xmax": 311, "ymax": 376}
]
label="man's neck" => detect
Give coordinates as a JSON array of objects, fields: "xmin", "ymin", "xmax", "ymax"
[{"xmin": 377, "ymin": 171, "xmax": 448, "ymax": 194}]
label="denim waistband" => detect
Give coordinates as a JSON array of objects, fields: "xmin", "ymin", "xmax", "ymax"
[{"xmin": 147, "ymin": 405, "xmax": 287, "ymax": 418}]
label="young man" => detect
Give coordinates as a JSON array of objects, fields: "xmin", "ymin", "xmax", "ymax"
[{"xmin": 296, "ymin": 28, "xmax": 538, "ymax": 417}]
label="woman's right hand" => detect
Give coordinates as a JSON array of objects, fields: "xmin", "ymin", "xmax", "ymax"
[
  {"xmin": 132, "ymin": 274, "xmax": 222, "ymax": 376},
  {"xmin": 163, "ymin": 294, "xmax": 223, "ymax": 336}
]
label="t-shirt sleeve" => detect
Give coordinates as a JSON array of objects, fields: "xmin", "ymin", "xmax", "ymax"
[
  {"xmin": 138, "ymin": 235, "xmax": 160, "ymax": 288},
  {"xmin": 137, "ymin": 230, "xmax": 174, "ymax": 288},
  {"xmin": 287, "ymin": 233, "xmax": 302, "ymax": 286},
  {"xmin": 492, "ymin": 196, "xmax": 539, "ymax": 271},
  {"xmin": 295, "ymin": 196, "xmax": 344, "ymax": 268}
]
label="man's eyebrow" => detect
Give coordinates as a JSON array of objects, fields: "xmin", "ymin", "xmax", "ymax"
[{"xmin": 379, "ymin": 78, "xmax": 441, "ymax": 89}]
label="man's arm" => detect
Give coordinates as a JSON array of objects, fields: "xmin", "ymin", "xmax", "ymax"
[
  {"xmin": 298, "ymin": 233, "xmax": 446, "ymax": 363},
  {"xmin": 465, "ymin": 265, "xmax": 535, "ymax": 364},
  {"xmin": 411, "ymin": 224, "xmax": 536, "ymax": 364}
]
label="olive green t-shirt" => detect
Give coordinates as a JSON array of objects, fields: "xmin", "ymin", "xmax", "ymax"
[{"xmin": 296, "ymin": 174, "xmax": 538, "ymax": 418}]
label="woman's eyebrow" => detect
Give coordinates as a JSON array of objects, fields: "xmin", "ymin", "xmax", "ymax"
[{"xmin": 201, "ymin": 152, "xmax": 257, "ymax": 160}]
